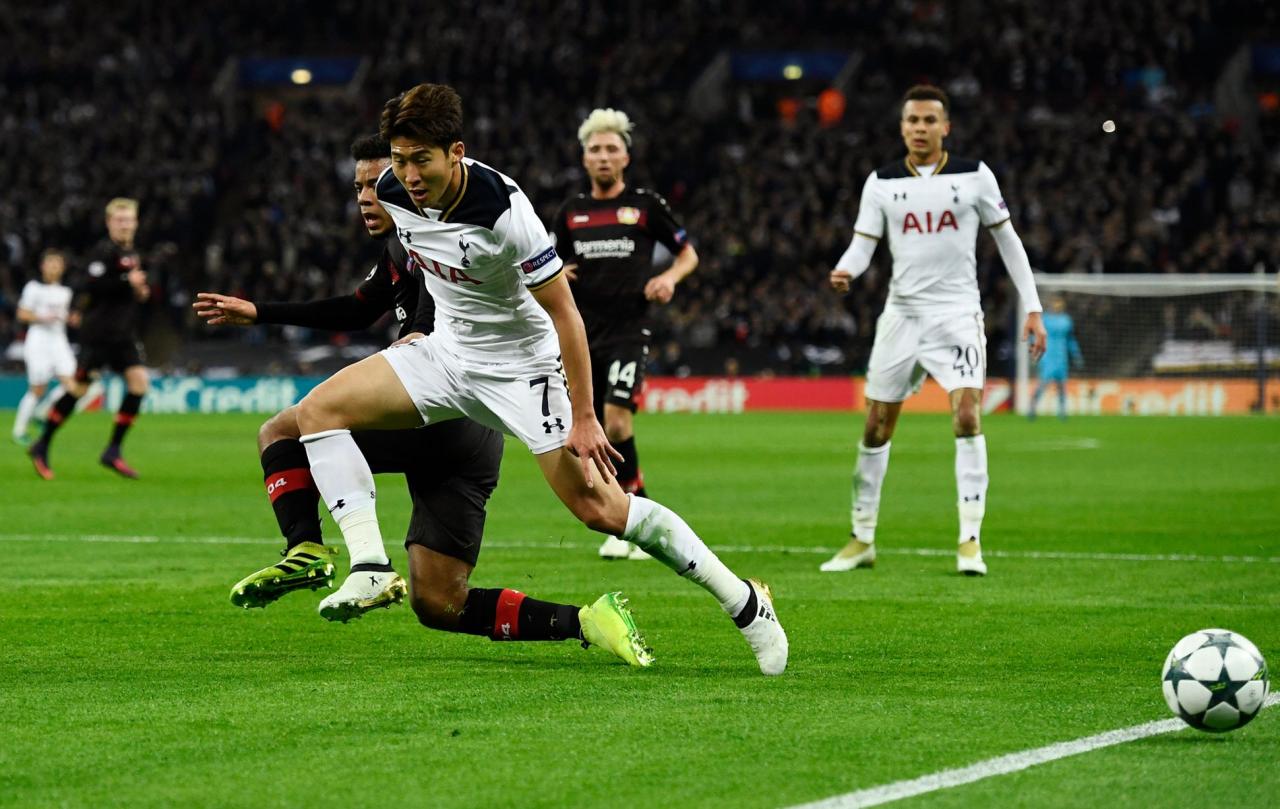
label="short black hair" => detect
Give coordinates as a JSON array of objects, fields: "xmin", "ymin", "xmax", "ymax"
[
  {"xmin": 901, "ymin": 84, "xmax": 950, "ymax": 115},
  {"xmin": 350, "ymin": 133, "xmax": 390, "ymax": 162},
  {"xmin": 380, "ymin": 84, "xmax": 464, "ymax": 149}
]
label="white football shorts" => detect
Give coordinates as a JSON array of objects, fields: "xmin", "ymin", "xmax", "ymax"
[
  {"xmin": 381, "ymin": 333, "xmax": 572, "ymax": 455},
  {"xmin": 24, "ymin": 332, "xmax": 76, "ymax": 385},
  {"xmin": 865, "ymin": 309, "xmax": 987, "ymax": 402}
]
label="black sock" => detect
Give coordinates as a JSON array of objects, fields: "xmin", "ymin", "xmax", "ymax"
[
  {"xmin": 733, "ymin": 580, "xmax": 759, "ymax": 628},
  {"xmin": 457, "ymin": 588, "xmax": 582, "ymax": 641},
  {"xmin": 108, "ymin": 393, "xmax": 143, "ymax": 449},
  {"xmin": 261, "ymin": 439, "xmax": 322, "ymax": 550},
  {"xmin": 614, "ymin": 436, "xmax": 647, "ymax": 496},
  {"xmin": 37, "ymin": 393, "xmax": 78, "ymax": 445}
]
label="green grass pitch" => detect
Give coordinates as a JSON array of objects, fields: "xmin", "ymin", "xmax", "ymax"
[{"xmin": 2, "ymin": 411, "xmax": 1278, "ymax": 808}]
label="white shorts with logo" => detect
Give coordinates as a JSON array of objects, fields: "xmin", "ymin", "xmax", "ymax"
[
  {"xmin": 865, "ymin": 309, "xmax": 987, "ymax": 402},
  {"xmin": 381, "ymin": 334, "xmax": 572, "ymax": 455},
  {"xmin": 24, "ymin": 332, "xmax": 76, "ymax": 386}
]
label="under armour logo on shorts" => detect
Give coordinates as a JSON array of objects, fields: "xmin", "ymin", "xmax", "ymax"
[{"xmin": 542, "ymin": 418, "xmax": 565, "ymax": 434}]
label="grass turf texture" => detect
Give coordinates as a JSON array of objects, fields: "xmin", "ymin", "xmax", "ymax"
[{"xmin": 2, "ymin": 412, "xmax": 1278, "ymax": 808}]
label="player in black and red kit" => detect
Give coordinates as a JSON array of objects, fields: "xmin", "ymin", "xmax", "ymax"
[
  {"xmin": 29, "ymin": 198, "xmax": 150, "ymax": 480},
  {"xmin": 551, "ymin": 108, "xmax": 699, "ymax": 560},
  {"xmin": 193, "ymin": 135, "xmax": 636, "ymax": 662}
]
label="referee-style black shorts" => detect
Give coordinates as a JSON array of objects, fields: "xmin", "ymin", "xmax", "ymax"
[
  {"xmin": 589, "ymin": 333, "xmax": 652, "ymax": 419},
  {"xmin": 76, "ymin": 340, "xmax": 146, "ymax": 380},
  {"xmin": 352, "ymin": 419, "xmax": 503, "ymax": 567}
]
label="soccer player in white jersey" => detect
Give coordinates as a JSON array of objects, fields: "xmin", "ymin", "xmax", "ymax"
[
  {"xmin": 822, "ymin": 84, "xmax": 1047, "ymax": 576},
  {"xmin": 13, "ymin": 250, "xmax": 77, "ymax": 444},
  {"xmin": 290, "ymin": 84, "xmax": 786, "ymax": 675}
]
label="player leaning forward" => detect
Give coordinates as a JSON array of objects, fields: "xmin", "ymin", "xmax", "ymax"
[
  {"xmin": 293, "ymin": 84, "xmax": 787, "ymax": 674},
  {"xmin": 823, "ymin": 85, "xmax": 1046, "ymax": 576}
]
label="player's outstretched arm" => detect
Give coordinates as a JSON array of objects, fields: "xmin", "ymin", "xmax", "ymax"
[
  {"xmin": 193, "ymin": 292, "xmax": 258, "ymax": 326},
  {"xmin": 194, "ymin": 291, "xmax": 385, "ymax": 331},
  {"xmin": 531, "ymin": 274, "xmax": 624, "ymax": 485}
]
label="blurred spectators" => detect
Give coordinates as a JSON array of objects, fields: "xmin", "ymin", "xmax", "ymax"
[{"xmin": 1, "ymin": 0, "xmax": 1276, "ymax": 377}]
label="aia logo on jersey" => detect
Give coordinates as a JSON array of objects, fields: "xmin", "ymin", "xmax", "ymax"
[
  {"xmin": 902, "ymin": 210, "xmax": 959, "ymax": 234},
  {"xmin": 616, "ymin": 206, "xmax": 642, "ymax": 225},
  {"xmin": 408, "ymin": 248, "xmax": 482, "ymax": 286}
]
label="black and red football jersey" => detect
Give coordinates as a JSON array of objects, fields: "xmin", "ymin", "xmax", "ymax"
[
  {"xmin": 77, "ymin": 238, "xmax": 144, "ymax": 343},
  {"xmin": 551, "ymin": 187, "xmax": 688, "ymax": 329}
]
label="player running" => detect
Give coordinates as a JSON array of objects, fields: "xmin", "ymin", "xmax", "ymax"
[
  {"xmin": 1028, "ymin": 296, "xmax": 1082, "ymax": 420},
  {"xmin": 291, "ymin": 84, "xmax": 786, "ymax": 675},
  {"xmin": 822, "ymin": 85, "xmax": 1047, "ymax": 577},
  {"xmin": 194, "ymin": 134, "xmax": 649, "ymax": 666},
  {"xmin": 12, "ymin": 250, "xmax": 77, "ymax": 446},
  {"xmin": 551, "ymin": 108, "xmax": 699, "ymax": 561},
  {"xmin": 29, "ymin": 198, "xmax": 151, "ymax": 480}
]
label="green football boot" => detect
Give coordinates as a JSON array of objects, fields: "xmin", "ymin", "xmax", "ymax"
[
  {"xmin": 230, "ymin": 541, "xmax": 338, "ymax": 609},
  {"xmin": 580, "ymin": 591, "xmax": 654, "ymax": 667}
]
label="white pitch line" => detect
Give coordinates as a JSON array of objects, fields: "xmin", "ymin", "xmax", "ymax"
[
  {"xmin": 787, "ymin": 693, "xmax": 1280, "ymax": 809},
  {"xmin": 0, "ymin": 534, "xmax": 1277, "ymax": 565}
]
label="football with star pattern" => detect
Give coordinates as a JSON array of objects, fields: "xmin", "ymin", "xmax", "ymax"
[{"xmin": 1162, "ymin": 629, "xmax": 1269, "ymax": 732}]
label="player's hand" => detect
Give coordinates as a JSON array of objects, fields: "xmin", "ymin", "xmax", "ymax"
[
  {"xmin": 390, "ymin": 331, "xmax": 425, "ymax": 347},
  {"xmin": 644, "ymin": 272, "xmax": 677, "ymax": 304},
  {"xmin": 829, "ymin": 269, "xmax": 854, "ymax": 294},
  {"xmin": 565, "ymin": 417, "xmax": 623, "ymax": 488},
  {"xmin": 1024, "ymin": 311, "xmax": 1047, "ymax": 362},
  {"xmin": 67, "ymin": 311, "xmax": 81, "ymax": 328},
  {"xmin": 193, "ymin": 292, "xmax": 258, "ymax": 326},
  {"xmin": 564, "ymin": 263, "xmax": 579, "ymax": 282}
]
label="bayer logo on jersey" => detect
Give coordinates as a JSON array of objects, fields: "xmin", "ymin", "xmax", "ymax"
[{"xmin": 1161, "ymin": 628, "xmax": 1269, "ymax": 732}]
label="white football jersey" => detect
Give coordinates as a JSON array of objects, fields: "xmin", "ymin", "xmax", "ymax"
[
  {"xmin": 377, "ymin": 158, "xmax": 564, "ymax": 367},
  {"xmin": 18, "ymin": 280, "xmax": 73, "ymax": 338},
  {"xmin": 840, "ymin": 153, "xmax": 1009, "ymax": 315}
]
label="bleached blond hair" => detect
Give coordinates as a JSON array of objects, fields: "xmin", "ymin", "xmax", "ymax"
[
  {"xmin": 578, "ymin": 108, "xmax": 633, "ymax": 148},
  {"xmin": 105, "ymin": 197, "xmax": 139, "ymax": 217}
]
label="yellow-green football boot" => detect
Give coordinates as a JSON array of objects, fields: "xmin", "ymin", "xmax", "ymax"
[
  {"xmin": 580, "ymin": 591, "xmax": 654, "ymax": 667},
  {"xmin": 230, "ymin": 541, "xmax": 338, "ymax": 609}
]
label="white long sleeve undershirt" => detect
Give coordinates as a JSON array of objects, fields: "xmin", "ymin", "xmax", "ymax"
[{"xmin": 988, "ymin": 221, "xmax": 1042, "ymax": 312}]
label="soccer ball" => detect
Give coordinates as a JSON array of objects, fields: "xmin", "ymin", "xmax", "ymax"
[{"xmin": 1162, "ymin": 628, "xmax": 1269, "ymax": 732}]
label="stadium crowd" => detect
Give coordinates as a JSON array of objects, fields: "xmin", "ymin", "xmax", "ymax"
[{"xmin": 1, "ymin": 0, "xmax": 1275, "ymax": 375}]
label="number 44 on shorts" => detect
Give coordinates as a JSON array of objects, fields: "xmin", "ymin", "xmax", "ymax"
[{"xmin": 608, "ymin": 360, "xmax": 637, "ymax": 389}]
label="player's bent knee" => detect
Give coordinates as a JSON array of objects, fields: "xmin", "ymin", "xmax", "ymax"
[
  {"xmin": 410, "ymin": 587, "xmax": 466, "ymax": 631},
  {"xmin": 570, "ymin": 493, "xmax": 626, "ymax": 536},
  {"xmin": 258, "ymin": 407, "xmax": 301, "ymax": 450},
  {"xmin": 295, "ymin": 393, "xmax": 345, "ymax": 434},
  {"xmin": 603, "ymin": 413, "xmax": 633, "ymax": 443},
  {"xmin": 953, "ymin": 410, "xmax": 981, "ymax": 437}
]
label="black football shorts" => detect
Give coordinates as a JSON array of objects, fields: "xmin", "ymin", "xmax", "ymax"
[
  {"xmin": 76, "ymin": 340, "xmax": 145, "ymax": 380},
  {"xmin": 352, "ymin": 419, "xmax": 503, "ymax": 567},
  {"xmin": 590, "ymin": 332, "xmax": 652, "ymax": 417}
]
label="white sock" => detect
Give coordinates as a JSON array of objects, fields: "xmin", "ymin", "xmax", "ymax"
[
  {"xmin": 301, "ymin": 429, "xmax": 389, "ymax": 567},
  {"xmin": 852, "ymin": 441, "xmax": 891, "ymax": 542},
  {"xmin": 13, "ymin": 392, "xmax": 38, "ymax": 437},
  {"xmin": 955, "ymin": 435, "xmax": 988, "ymax": 543},
  {"xmin": 622, "ymin": 495, "xmax": 750, "ymax": 616}
]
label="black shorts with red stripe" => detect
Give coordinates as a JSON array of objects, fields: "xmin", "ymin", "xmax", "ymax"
[
  {"xmin": 352, "ymin": 419, "xmax": 503, "ymax": 567},
  {"xmin": 76, "ymin": 340, "xmax": 146, "ymax": 380}
]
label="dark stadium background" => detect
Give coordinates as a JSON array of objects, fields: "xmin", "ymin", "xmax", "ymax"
[{"xmin": 1, "ymin": 0, "xmax": 1276, "ymax": 380}]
